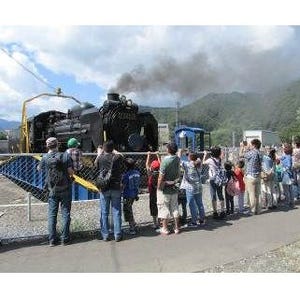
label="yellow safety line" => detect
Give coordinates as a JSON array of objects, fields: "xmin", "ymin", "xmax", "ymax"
[
  {"xmin": 33, "ymin": 155, "xmax": 99, "ymax": 192},
  {"xmin": 73, "ymin": 174, "xmax": 99, "ymax": 192}
]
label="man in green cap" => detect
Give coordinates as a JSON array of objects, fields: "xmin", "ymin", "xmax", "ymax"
[{"xmin": 66, "ymin": 137, "xmax": 83, "ymax": 174}]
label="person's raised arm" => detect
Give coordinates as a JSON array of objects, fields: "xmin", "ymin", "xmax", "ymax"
[
  {"xmin": 145, "ymin": 151, "xmax": 151, "ymax": 170},
  {"xmin": 155, "ymin": 151, "xmax": 161, "ymax": 164},
  {"xmin": 202, "ymin": 150, "xmax": 209, "ymax": 164}
]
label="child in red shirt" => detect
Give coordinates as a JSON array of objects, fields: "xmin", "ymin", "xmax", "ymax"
[
  {"xmin": 234, "ymin": 160, "xmax": 246, "ymax": 213},
  {"xmin": 146, "ymin": 151, "xmax": 161, "ymax": 229}
]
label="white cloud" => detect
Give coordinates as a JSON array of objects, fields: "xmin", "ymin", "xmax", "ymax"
[{"xmin": 0, "ymin": 25, "xmax": 300, "ymax": 119}]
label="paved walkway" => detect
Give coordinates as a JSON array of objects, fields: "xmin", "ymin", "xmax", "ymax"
[{"xmin": 1, "ymin": 205, "xmax": 300, "ymax": 272}]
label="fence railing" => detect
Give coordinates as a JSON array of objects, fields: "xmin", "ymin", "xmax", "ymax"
[{"xmin": 0, "ymin": 149, "xmax": 243, "ymax": 241}]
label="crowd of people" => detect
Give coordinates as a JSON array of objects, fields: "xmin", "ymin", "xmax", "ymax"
[{"xmin": 38, "ymin": 135, "xmax": 300, "ymax": 247}]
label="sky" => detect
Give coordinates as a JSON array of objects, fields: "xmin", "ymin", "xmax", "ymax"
[{"xmin": 1, "ymin": 1, "xmax": 300, "ymax": 123}]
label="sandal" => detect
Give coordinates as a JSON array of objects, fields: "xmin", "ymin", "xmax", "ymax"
[{"xmin": 160, "ymin": 228, "xmax": 169, "ymax": 235}]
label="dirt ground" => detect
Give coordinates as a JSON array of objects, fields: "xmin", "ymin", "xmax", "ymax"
[{"xmin": 0, "ymin": 175, "xmax": 37, "ymax": 205}]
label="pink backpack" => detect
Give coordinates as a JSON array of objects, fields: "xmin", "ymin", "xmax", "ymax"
[{"xmin": 226, "ymin": 178, "xmax": 241, "ymax": 196}]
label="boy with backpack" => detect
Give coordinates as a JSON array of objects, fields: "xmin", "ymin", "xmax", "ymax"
[
  {"xmin": 146, "ymin": 151, "xmax": 161, "ymax": 229},
  {"xmin": 122, "ymin": 158, "xmax": 141, "ymax": 235},
  {"xmin": 38, "ymin": 137, "xmax": 74, "ymax": 247}
]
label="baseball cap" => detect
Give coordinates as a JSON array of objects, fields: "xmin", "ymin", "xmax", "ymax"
[
  {"xmin": 67, "ymin": 137, "xmax": 80, "ymax": 148},
  {"xmin": 46, "ymin": 137, "xmax": 58, "ymax": 148}
]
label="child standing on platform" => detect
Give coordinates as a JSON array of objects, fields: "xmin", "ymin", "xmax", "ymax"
[
  {"xmin": 234, "ymin": 160, "xmax": 246, "ymax": 213},
  {"xmin": 122, "ymin": 158, "xmax": 141, "ymax": 235}
]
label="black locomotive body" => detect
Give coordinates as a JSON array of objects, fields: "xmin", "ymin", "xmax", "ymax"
[{"xmin": 27, "ymin": 93, "xmax": 158, "ymax": 153}]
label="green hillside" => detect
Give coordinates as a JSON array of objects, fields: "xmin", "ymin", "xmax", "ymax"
[{"xmin": 149, "ymin": 80, "xmax": 300, "ymax": 145}]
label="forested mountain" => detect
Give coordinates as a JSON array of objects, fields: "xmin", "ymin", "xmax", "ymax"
[
  {"xmin": 149, "ymin": 80, "xmax": 300, "ymax": 145},
  {"xmin": 0, "ymin": 119, "xmax": 20, "ymax": 130}
]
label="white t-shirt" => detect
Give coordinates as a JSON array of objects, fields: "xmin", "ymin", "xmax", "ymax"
[{"xmin": 204, "ymin": 157, "xmax": 221, "ymax": 179}]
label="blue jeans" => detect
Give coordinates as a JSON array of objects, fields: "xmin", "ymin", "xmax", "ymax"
[
  {"xmin": 209, "ymin": 180, "xmax": 224, "ymax": 201},
  {"xmin": 48, "ymin": 191, "xmax": 72, "ymax": 242},
  {"xmin": 100, "ymin": 189, "xmax": 122, "ymax": 239},
  {"xmin": 185, "ymin": 190, "xmax": 205, "ymax": 223}
]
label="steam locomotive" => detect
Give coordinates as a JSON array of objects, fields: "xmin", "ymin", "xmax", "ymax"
[{"xmin": 26, "ymin": 93, "xmax": 158, "ymax": 153}]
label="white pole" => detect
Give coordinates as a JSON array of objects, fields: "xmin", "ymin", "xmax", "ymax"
[{"xmin": 27, "ymin": 192, "xmax": 32, "ymax": 221}]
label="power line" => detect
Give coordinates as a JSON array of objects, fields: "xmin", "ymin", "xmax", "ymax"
[{"xmin": 1, "ymin": 47, "xmax": 57, "ymax": 92}]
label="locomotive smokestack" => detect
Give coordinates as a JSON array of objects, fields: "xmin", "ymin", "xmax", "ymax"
[{"xmin": 107, "ymin": 93, "xmax": 120, "ymax": 102}]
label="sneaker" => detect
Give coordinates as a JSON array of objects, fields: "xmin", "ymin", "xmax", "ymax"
[
  {"xmin": 129, "ymin": 228, "xmax": 137, "ymax": 235},
  {"xmin": 115, "ymin": 236, "xmax": 123, "ymax": 242},
  {"xmin": 61, "ymin": 239, "xmax": 70, "ymax": 246},
  {"xmin": 152, "ymin": 223, "xmax": 160, "ymax": 229},
  {"xmin": 187, "ymin": 222, "xmax": 198, "ymax": 228},
  {"xmin": 174, "ymin": 228, "xmax": 180, "ymax": 234},
  {"xmin": 213, "ymin": 212, "xmax": 219, "ymax": 219},
  {"xmin": 49, "ymin": 240, "xmax": 56, "ymax": 247},
  {"xmin": 219, "ymin": 211, "xmax": 226, "ymax": 219},
  {"xmin": 199, "ymin": 219, "xmax": 206, "ymax": 225}
]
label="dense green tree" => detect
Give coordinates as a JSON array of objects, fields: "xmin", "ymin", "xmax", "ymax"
[{"xmin": 0, "ymin": 131, "xmax": 7, "ymax": 140}]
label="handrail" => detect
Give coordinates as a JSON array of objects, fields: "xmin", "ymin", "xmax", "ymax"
[{"xmin": 20, "ymin": 91, "xmax": 82, "ymax": 153}]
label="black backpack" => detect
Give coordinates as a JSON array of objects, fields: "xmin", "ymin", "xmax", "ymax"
[
  {"xmin": 46, "ymin": 152, "xmax": 68, "ymax": 190},
  {"xmin": 96, "ymin": 154, "xmax": 115, "ymax": 191}
]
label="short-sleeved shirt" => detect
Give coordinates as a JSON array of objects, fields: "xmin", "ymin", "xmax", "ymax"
[
  {"xmin": 234, "ymin": 168, "xmax": 245, "ymax": 192},
  {"xmin": 160, "ymin": 155, "xmax": 180, "ymax": 194},
  {"xmin": 244, "ymin": 149, "xmax": 262, "ymax": 178},
  {"xmin": 180, "ymin": 161, "xmax": 202, "ymax": 194},
  {"xmin": 280, "ymin": 154, "xmax": 293, "ymax": 171},
  {"xmin": 122, "ymin": 169, "xmax": 140, "ymax": 199},
  {"xmin": 262, "ymin": 155, "xmax": 274, "ymax": 173},
  {"xmin": 97, "ymin": 152, "xmax": 125, "ymax": 190}
]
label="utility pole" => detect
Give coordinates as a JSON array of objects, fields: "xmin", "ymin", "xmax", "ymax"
[
  {"xmin": 175, "ymin": 101, "xmax": 180, "ymax": 128},
  {"xmin": 232, "ymin": 131, "xmax": 236, "ymax": 148}
]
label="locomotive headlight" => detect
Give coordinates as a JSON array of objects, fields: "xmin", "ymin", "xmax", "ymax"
[{"xmin": 126, "ymin": 99, "xmax": 132, "ymax": 106}]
